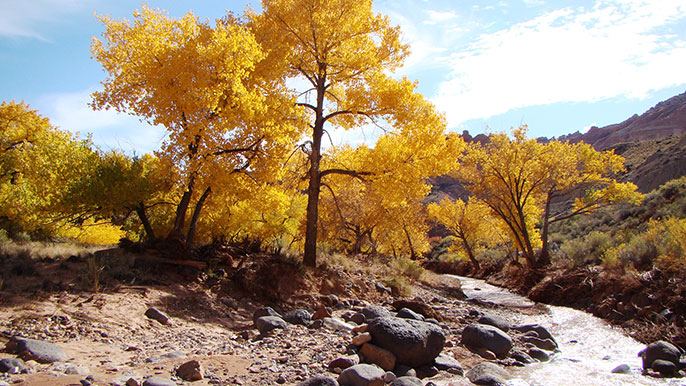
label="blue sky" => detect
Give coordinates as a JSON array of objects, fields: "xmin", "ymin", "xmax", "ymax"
[{"xmin": 1, "ymin": 0, "xmax": 685, "ymax": 154}]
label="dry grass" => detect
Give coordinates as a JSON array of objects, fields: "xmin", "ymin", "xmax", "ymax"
[{"xmin": 0, "ymin": 241, "xmax": 105, "ymax": 260}]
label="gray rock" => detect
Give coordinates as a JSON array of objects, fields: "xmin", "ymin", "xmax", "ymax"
[
  {"xmin": 393, "ymin": 365, "xmax": 416, "ymax": 378},
  {"xmin": 390, "ymin": 376, "xmax": 423, "ymax": 386},
  {"xmin": 297, "ymin": 375, "xmax": 339, "ymax": 386},
  {"xmin": 367, "ymin": 316, "xmax": 446, "ymax": 368},
  {"xmin": 478, "ymin": 314, "xmax": 510, "ymax": 332},
  {"xmin": 144, "ymin": 307, "xmax": 169, "ymax": 325},
  {"xmin": 361, "ymin": 305, "xmax": 393, "ymax": 321},
  {"xmin": 434, "ymin": 354, "xmax": 463, "ymax": 375},
  {"xmin": 53, "ymin": 362, "xmax": 89, "ymax": 375},
  {"xmin": 638, "ymin": 340, "xmax": 681, "ymax": 370},
  {"xmin": 10, "ymin": 337, "xmax": 67, "ymax": 363},
  {"xmin": 255, "ymin": 315, "xmax": 288, "ymax": 334},
  {"xmin": 142, "ymin": 377, "xmax": 176, "ymax": 386},
  {"xmin": 513, "ymin": 324, "xmax": 554, "ymax": 341},
  {"xmin": 338, "ymin": 364, "xmax": 385, "ymax": 386},
  {"xmin": 284, "ymin": 309, "xmax": 312, "ymax": 326},
  {"xmin": 651, "ymin": 359, "xmax": 678, "ymax": 377},
  {"xmin": 510, "ymin": 350, "xmax": 535, "ymax": 364},
  {"xmin": 465, "ymin": 362, "xmax": 510, "ymax": 386},
  {"xmin": 323, "ymin": 317, "xmax": 354, "ymax": 332},
  {"xmin": 528, "ymin": 348, "xmax": 550, "ymax": 362},
  {"xmin": 611, "ymin": 364, "xmax": 631, "ymax": 374},
  {"xmin": 252, "ymin": 307, "xmax": 282, "ymax": 324},
  {"xmin": 396, "ymin": 308, "xmax": 424, "ymax": 321},
  {"xmin": 0, "ymin": 358, "xmax": 24, "ymax": 373},
  {"xmin": 384, "ymin": 371, "xmax": 396, "ymax": 383},
  {"xmin": 462, "ymin": 323, "xmax": 513, "ymax": 356},
  {"xmin": 145, "ymin": 351, "xmax": 184, "ymax": 363},
  {"xmin": 522, "ymin": 336, "xmax": 557, "ymax": 351}
]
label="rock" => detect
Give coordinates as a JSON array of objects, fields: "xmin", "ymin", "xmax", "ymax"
[
  {"xmin": 145, "ymin": 352, "xmax": 184, "ymax": 363},
  {"xmin": 361, "ymin": 306, "xmax": 393, "ymax": 321},
  {"xmin": 476, "ymin": 348, "xmax": 496, "ymax": 360},
  {"xmin": 375, "ymin": 283, "xmax": 392, "ymax": 295},
  {"xmin": 350, "ymin": 312, "xmax": 367, "ymax": 325},
  {"xmin": 513, "ymin": 324, "xmax": 555, "ymax": 341},
  {"xmin": 252, "ymin": 307, "xmax": 282, "ymax": 324},
  {"xmin": 390, "ymin": 376, "xmax": 423, "ymax": 386},
  {"xmin": 297, "ymin": 375, "xmax": 339, "ymax": 386},
  {"xmin": 384, "ymin": 371, "xmax": 396, "ymax": 382},
  {"xmin": 329, "ymin": 356, "xmax": 359, "ymax": 370},
  {"xmin": 338, "ymin": 364, "xmax": 386, "ymax": 386},
  {"xmin": 638, "ymin": 340, "xmax": 681, "ymax": 370},
  {"xmin": 510, "ymin": 350, "xmax": 535, "ymax": 364},
  {"xmin": 396, "ymin": 308, "xmax": 424, "ymax": 321},
  {"xmin": 352, "ymin": 324, "xmax": 368, "ymax": 334},
  {"xmin": 352, "ymin": 333, "xmax": 372, "ymax": 346},
  {"xmin": 142, "ymin": 377, "xmax": 176, "ymax": 386},
  {"xmin": 462, "ymin": 324, "xmax": 513, "ymax": 356},
  {"xmin": 478, "ymin": 314, "xmax": 510, "ymax": 332},
  {"xmin": 465, "ymin": 362, "xmax": 511, "ymax": 386},
  {"xmin": 611, "ymin": 364, "xmax": 631, "ymax": 374},
  {"xmin": 255, "ymin": 316, "xmax": 288, "ymax": 334},
  {"xmin": 176, "ymin": 360, "xmax": 203, "ymax": 381},
  {"xmin": 392, "ymin": 299, "xmax": 444, "ymax": 322},
  {"xmin": 393, "ymin": 365, "xmax": 416, "ymax": 378},
  {"xmin": 53, "ymin": 362, "xmax": 89, "ymax": 375},
  {"xmin": 528, "ymin": 348, "xmax": 550, "ymax": 362},
  {"xmin": 360, "ymin": 343, "xmax": 397, "ymax": 371},
  {"xmin": 521, "ymin": 336, "xmax": 557, "ymax": 351},
  {"xmin": 0, "ymin": 358, "xmax": 24, "ymax": 373},
  {"xmin": 144, "ymin": 307, "xmax": 169, "ymax": 325},
  {"xmin": 651, "ymin": 359, "xmax": 678, "ymax": 377},
  {"xmin": 415, "ymin": 364, "xmax": 439, "ymax": 379},
  {"xmin": 323, "ymin": 317, "xmax": 354, "ymax": 332},
  {"xmin": 309, "ymin": 319, "xmax": 324, "ymax": 329},
  {"xmin": 126, "ymin": 379, "xmax": 140, "ymax": 386},
  {"xmin": 434, "ymin": 354, "xmax": 463, "ymax": 375},
  {"xmin": 284, "ymin": 309, "xmax": 312, "ymax": 326},
  {"xmin": 366, "ymin": 316, "xmax": 445, "ymax": 368},
  {"xmin": 8, "ymin": 337, "xmax": 67, "ymax": 363},
  {"xmin": 313, "ymin": 305, "xmax": 333, "ymax": 320}
]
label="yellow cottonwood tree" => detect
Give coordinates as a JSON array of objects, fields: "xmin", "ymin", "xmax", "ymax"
[
  {"xmin": 427, "ymin": 198, "xmax": 497, "ymax": 271},
  {"xmin": 91, "ymin": 7, "xmax": 302, "ymax": 245},
  {"xmin": 250, "ymin": 0, "xmax": 452, "ymax": 265},
  {"xmin": 461, "ymin": 126, "xmax": 641, "ymax": 268},
  {"xmin": 0, "ymin": 101, "xmax": 94, "ymax": 236}
]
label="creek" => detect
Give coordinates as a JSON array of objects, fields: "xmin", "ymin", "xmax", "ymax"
[{"xmin": 449, "ymin": 275, "xmax": 683, "ymax": 386}]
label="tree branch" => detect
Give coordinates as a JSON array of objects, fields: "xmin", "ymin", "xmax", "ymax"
[{"xmin": 320, "ymin": 168, "xmax": 373, "ymax": 181}]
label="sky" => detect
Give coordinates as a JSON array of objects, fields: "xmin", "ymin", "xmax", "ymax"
[{"xmin": 1, "ymin": 0, "xmax": 685, "ymax": 154}]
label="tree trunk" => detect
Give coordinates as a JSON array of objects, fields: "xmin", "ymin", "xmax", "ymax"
[
  {"xmin": 303, "ymin": 74, "xmax": 327, "ymax": 267},
  {"xmin": 537, "ymin": 191, "xmax": 554, "ymax": 267},
  {"xmin": 169, "ymin": 175, "xmax": 195, "ymax": 240},
  {"xmin": 404, "ymin": 226, "xmax": 417, "ymax": 260},
  {"xmin": 135, "ymin": 202, "xmax": 156, "ymax": 242},
  {"xmin": 461, "ymin": 238, "xmax": 480, "ymax": 272},
  {"xmin": 186, "ymin": 186, "xmax": 211, "ymax": 245}
]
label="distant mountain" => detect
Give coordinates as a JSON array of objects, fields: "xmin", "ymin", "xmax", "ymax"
[{"xmin": 558, "ymin": 90, "xmax": 686, "ymax": 150}]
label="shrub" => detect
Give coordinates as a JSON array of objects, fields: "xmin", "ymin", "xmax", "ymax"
[
  {"xmin": 392, "ymin": 256, "xmax": 424, "ymax": 281},
  {"xmin": 646, "ymin": 218, "xmax": 686, "ymax": 273}
]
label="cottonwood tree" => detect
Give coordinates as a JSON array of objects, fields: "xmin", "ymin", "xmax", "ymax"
[
  {"xmin": 461, "ymin": 126, "xmax": 641, "ymax": 269},
  {"xmin": 0, "ymin": 101, "xmax": 93, "ymax": 236},
  {"xmin": 427, "ymin": 197, "xmax": 498, "ymax": 272},
  {"xmin": 250, "ymin": 0, "xmax": 451, "ymax": 266},
  {"xmin": 91, "ymin": 7, "xmax": 302, "ymax": 245}
]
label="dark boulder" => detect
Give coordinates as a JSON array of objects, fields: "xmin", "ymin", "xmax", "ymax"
[
  {"xmin": 255, "ymin": 315, "xmax": 288, "ymax": 334},
  {"xmin": 478, "ymin": 314, "xmax": 510, "ymax": 332},
  {"xmin": 367, "ymin": 316, "xmax": 446, "ymax": 368},
  {"xmin": 297, "ymin": 375, "xmax": 339, "ymax": 386},
  {"xmin": 6, "ymin": 337, "xmax": 67, "ymax": 363},
  {"xmin": 284, "ymin": 309, "xmax": 312, "ymax": 326},
  {"xmin": 465, "ymin": 362, "xmax": 511, "ymax": 385},
  {"xmin": 396, "ymin": 308, "xmax": 424, "ymax": 321},
  {"xmin": 252, "ymin": 307, "xmax": 282, "ymax": 324},
  {"xmin": 338, "ymin": 364, "xmax": 385, "ymax": 386},
  {"xmin": 462, "ymin": 323, "xmax": 513, "ymax": 356},
  {"xmin": 638, "ymin": 340, "xmax": 680, "ymax": 371},
  {"xmin": 361, "ymin": 306, "xmax": 393, "ymax": 321}
]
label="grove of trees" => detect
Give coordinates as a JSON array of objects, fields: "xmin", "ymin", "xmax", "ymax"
[{"xmin": 1, "ymin": 0, "xmax": 650, "ymax": 273}]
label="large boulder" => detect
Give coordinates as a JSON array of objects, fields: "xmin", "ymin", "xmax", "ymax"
[
  {"xmin": 7, "ymin": 337, "xmax": 67, "ymax": 363},
  {"xmin": 465, "ymin": 362, "xmax": 511, "ymax": 385},
  {"xmin": 284, "ymin": 309, "xmax": 312, "ymax": 326},
  {"xmin": 252, "ymin": 307, "xmax": 282, "ymax": 324},
  {"xmin": 513, "ymin": 324, "xmax": 555, "ymax": 341},
  {"xmin": 638, "ymin": 340, "xmax": 681, "ymax": 371},
  {"xmin": 361, "ymin": 306, "xmax": 393, "ymax": 321},
  {"xmin": 255, "ymin": 315, "xmax": 288, "ymax": 334},
  {"xmin": 338, "ymin": 364, "xmax": 385, "ymax": 386},
  {"xmin": 462, "ymin": 324, "xmax": 513, "ymax": 357},
  {"xmin": 390, "ymin": 376, "xmax": 423, "ymax": 386},
  {"xmin": 297, "ymin": 375, "xmax": 339, "ymax": 386},
  {"xmin": 478, "ymin": 314, "xmax": 510, "ymax": 332},
  {"xmin": 366, "ymin": 316, "xmax": 446, "ymax": 368}
]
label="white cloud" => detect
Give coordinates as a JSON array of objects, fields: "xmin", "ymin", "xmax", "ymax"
[
  {"xmin": 38, "ymin": 88, "xmax": 166, "ymax": 154},
  {"xmin": 0, "ymin": 0, "xmax": 90, "ymax": 40},
  {"xmin": 433, "ymin": 0, "xmax": 686, "ymax": 127},
  {"xmin": 424, "ymin": 10, "xmax": 458, "ymax": 24}
]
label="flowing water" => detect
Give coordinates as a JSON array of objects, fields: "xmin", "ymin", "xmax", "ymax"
[{"xmin": 447, "ymin": 275, "xmax": 684, "ymax": 386}]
